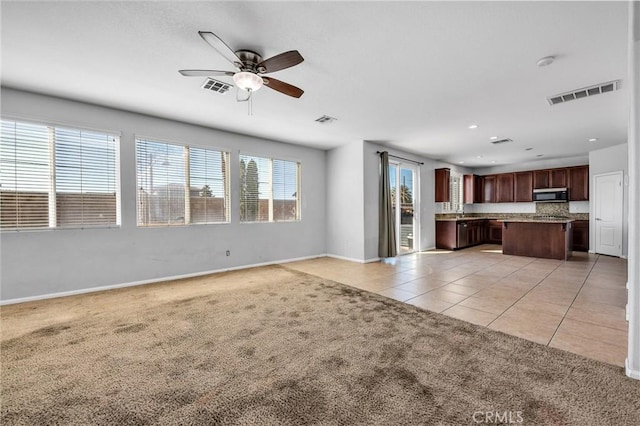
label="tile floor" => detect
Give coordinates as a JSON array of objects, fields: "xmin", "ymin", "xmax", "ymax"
[{"xmin": 284, "ymin": 244, "xmax": 628, "ymax": 367}]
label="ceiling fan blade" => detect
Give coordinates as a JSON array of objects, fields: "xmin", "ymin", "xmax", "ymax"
[
  {"xmin": 179, "ymin": 69, "xmax": 235, "ymax": 77},
  {"xmin": 198, "ymin": 31, "xmax": 242, "ymax": 68},
  {"xmin": 257, "ymin": 51, "xmax": 304, "ymax": 74},
  {"xmin": 263, "ymin": 77, "xmax": 304, "ymax": 98}
]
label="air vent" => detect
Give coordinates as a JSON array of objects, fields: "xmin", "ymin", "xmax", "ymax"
[
  {"xmin": 546, "ymin": 80, "xmax": 620, "ymax": 106},
  {"xmin": 201, "ymin": 78, "xmax": 233, "ymax": 94},
  {"xmin": 315, "ymin": 115, "xmax": 337, "ymax": 124},
  {"xmin": 491, "ymin": 138, "xmax": 513, "ymax": 145}
]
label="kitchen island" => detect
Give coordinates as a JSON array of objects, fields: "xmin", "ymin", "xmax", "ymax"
[{"xmin": 500, "ymin": 218, "xmax": 574, "ymax": 260}]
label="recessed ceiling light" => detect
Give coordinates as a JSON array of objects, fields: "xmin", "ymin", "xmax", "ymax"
[
  {"xmin": 490, "ymin": 136, "xmax": 498, "ymax": 140},
  {"xmin": 536, "ymin": 56, "xmax": 555, "ymax": 67},
  {"xmin": 468, "ymin": 124, "xmax": 479, "ymax": 129},
  {"xmin": 588, "ymin": 138, "xmax": 598, "ymax": 142},
  {"xmin": 525, "ymin": 148, "xmax": 533, "ymax": 151},
  {"xmin": 491, "ymin": 161, "xmax": 496, "ymax": 164},
  {"xmin": 459, "ymin": 161, "xmax": 465, "ymax": 164},
  {"xmin": 476, "ymin": 155, "xmax": 483, "ymax": 159}
]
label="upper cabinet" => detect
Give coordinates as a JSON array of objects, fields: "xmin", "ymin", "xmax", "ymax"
[
  {"xmin": 482, "ymin": 175, "xmax": 497, "ymax": 203},
  {"xmin": 514, "ymin": 171, "xmax": 533, "ymax": 202},
  {"xmin": 471, "ymin": 165, "xmax": 588, "ymax": 204},
  {"xmin": 435, "ymin": 168, "xmax": 450, "ymax": 202},
  {"xmin": 534, "ymin": 168, "xmax": 568, "ymax": 189},
  {"xmin": 568, "ymin": 166, "xmax": 589, "ymax": 201},
  {"xmin": 463, "ymin": 174, "xmax": 483, "ymax": 204},
  {"xmin": 496, "ymin": 173, "xmax": 514, "ymax": 203}
]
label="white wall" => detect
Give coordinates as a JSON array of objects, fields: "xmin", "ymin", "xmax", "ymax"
[
  {"xmin": 626, "ymin": 0, "xmax": 640, "ymax": 380},
  {"xmin": 589, "ymin": 143, "xmax": 629, "ymax": 257},
  {"xmin": 0, "ymin": 88, "xmax": 327, "ymax": 302},
  {"xmin": 325, "ymin": 140, "xmax": 365, "ymax": 261}
]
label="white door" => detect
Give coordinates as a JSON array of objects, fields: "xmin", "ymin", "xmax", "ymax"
[{"xmin": 594, "ymin": 171, "xmax": 623, "ymax": 257}]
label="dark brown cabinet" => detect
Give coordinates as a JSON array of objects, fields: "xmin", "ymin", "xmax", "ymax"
[
  {"xmin": 483, "ymin": 175, "xmax": 497, "ymax": 203},
  {"xmin": 572, "ymin": 220, "xmax": 589, "ymax": 252},
  {"xmin": 534, "ymin": 168, "xmax": 568, "ymax": 189},
  {"xmin": 463, "ymin": 174, "xmax": 483, "ymax": 204},
  {"xmin": 551, "ymin": 169, "xmax": 568, "ymax": 188},
  {"xmin": 496, "ymin": 173, "xmax": 514, "ymax": 203},
  {"xmin": 436, "ymin": 219, "xmax": 487, "ymax": 250},
  {"xmin": 435, "ymin": 168, "xmax": 450, "ymax": 202},
  {"xmin": 487, "ymin": 220, "xmax": 503, "ymax": 244},
  {"xmin": 533, "ymin": 170, "xmax": 550, "ymax": 189},
  {"xmin": 569, "ymin": 166, "xmax": 589, "ymax": 201},
  {"xmin": 514, "ymin": 171, "xmax": 533, "ymax": 202}
]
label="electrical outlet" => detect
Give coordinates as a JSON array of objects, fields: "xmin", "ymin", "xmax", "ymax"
[{"xmin": 226, "ymin": 250, "xmax": 231, "ymax": 256}]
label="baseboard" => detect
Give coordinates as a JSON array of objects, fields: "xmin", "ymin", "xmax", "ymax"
[
  {"xmin": 326, "ymin": 253, "xmax": 369, "ymax": 263},
  {"xmin": 626, "ymin": 359, "xmax": 640, "ymax": 380},
  {"xmin": 0, "ymin": 253, "xmax": 327, "ymax": 306},
  {"xmin": 364, "ymin": 257, "xmax": 380, "ymax": 263}
]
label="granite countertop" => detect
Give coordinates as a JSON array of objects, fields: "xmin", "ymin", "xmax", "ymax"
[
  {"xmin": 435, "ymin": 217, "xmax": 490, "ymax": 222},
  {"xmin": 497, "ymin": 218, "xmax": 574, "ymax": 224}
]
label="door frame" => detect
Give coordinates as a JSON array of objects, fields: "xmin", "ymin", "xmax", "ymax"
[{"xmin": 593, "ymin": 171, "xmax": 624, "ymax": 257}]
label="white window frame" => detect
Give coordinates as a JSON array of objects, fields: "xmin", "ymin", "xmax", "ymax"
[
  {"xmin": 239, "ymin": 153, "xmax": 301, "ymax": 223},
  {"xmin": 135, "ymin": 137, "xmax": 230, "ymax": 227},
  {"xmin": 0, "ymin": 118, "xmax": 121, "ymax": 231}
]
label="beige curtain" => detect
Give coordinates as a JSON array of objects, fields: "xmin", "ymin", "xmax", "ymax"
[{"xmin": 379, "ymin": 151, "xmax": 397, "ymax": 258}]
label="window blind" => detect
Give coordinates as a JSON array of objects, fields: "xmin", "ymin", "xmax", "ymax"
[
  {"xmin": 240, "ymin": 154, "xmax": 300, "ymax": 222},
  {"xmin": 136, "ymin": 139, "xmax": 230, "ymax": 226},
  {"xmin": 272, "ymin": 159, "xmax": 299, "ymax": 221},
  {"xmin": 136, "ymin": 139, "xmax": 186, "ymax": 226},
  {"xmin": 0, "ymin": 119, "xmax": 119, "ymax": 230},
  {"xmin": 54, "ymin": 127, "xmax": 118, "ymax": 227},
  {"xmin": 189, "ymin": 147, "xmax": 229, "ymax": 224}
]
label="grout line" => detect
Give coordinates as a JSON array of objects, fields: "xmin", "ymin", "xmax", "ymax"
[
  {"xmin": 484, "ymin": 258, "xmax": 576, "ymax": 330},
  {"xmin": 547, "ymin": 254, "xmax": 600, "ymax": 345}
]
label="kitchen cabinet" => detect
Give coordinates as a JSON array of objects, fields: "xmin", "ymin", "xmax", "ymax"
[
  {"xmin": 568, "ymin": 166, "xmax": 589, "ymax": 201},
  {"xmin": 436, "ymin": 221, "xmax": 457, "ymax": 250},
  {"xmin": 435, "ymin": 168, "xmax": 450, "ymax": 202},
  {"xmin": 435, "ymin": 219, "xmax": 487, "ymax": 250},
  {"xmin": 487, "ymin": 220, "xmax": 503, "ymax": 244},
  {"xmin": 572, "ymin": 220, "xmax": 589, "ymax": 251},
  {"xmin": 533, "ymin": 170, "xmax": 549, "ymax": 189},
  {"xmin": 514, "ymin": 171, "xmax": 533, "ymax": 202},
  {"xmin": 534, "ymin": 168, "xmax": 568, "ymax": 189},
  {"xmin": 463, "ymin": 174, "xmax": 483, "ymax": 204},
  {"xmin": 502, "ymin": 220, "xmax": 572, "ymax": 260},
  {"xmin": 482, "ymin": 175, "xmax": 497, "ymax": 203},
  {"xmin": 496, "ymin": 173, "xmax": 514, "ymax": 203}
]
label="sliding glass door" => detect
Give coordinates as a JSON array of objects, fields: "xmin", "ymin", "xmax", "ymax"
[{"xmin": 389, "ymin": 162, "xmax": 419, "ymax": 254}]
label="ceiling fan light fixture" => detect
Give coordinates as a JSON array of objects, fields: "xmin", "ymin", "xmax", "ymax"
[{"xmin": 233, "ymin": 71, "xmax": 263, "ymax": 92}]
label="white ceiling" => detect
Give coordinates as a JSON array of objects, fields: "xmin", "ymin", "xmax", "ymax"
[{"xmin": 0, "ymin": 1, "xmax": 630, "ymax": 168}]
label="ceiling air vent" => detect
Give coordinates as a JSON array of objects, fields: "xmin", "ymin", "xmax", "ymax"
[
  {"xmin": 491, "ymin": 138, "xmax": 513, "ymax": 145},
  {"xmin": 201, "ymin": 78, "xmax": 233, "ymax": 94},
  {"xmin": 546, "ymin": 80, "xmax": 620, "ymax": 106},
  {"xmin": 315, "ymin": 115, "xmax": 337, "ymax": 124}
]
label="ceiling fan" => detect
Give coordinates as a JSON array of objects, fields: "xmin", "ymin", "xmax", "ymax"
[{"xmin": 179, "ymin": 31, "xmax": 304, "ymax": 99}]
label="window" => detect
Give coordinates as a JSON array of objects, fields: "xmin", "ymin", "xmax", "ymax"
[
  {"xmin": 442, "ymin": 174, "xmax": 463, "ymax": 213},
  {"xmin": 135, "ymin": 138, "xmax": 229, "ymax": 226},
  {"xmin": 239, "ymin": 154, "xmax": 300, "ymax": 222},
  {"xmin": 0, "ymin": 119, "xmax": 119, "ymax": 230}
]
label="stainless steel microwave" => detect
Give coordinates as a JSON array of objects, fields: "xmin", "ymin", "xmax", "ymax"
[{"xmin": 533, "ymin": 188, "xmax": 568, "ymax": 202}]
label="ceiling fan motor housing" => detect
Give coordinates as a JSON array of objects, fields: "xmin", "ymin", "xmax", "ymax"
[{"xmin": 235, "ymin": 50, "xmax": 264, "ymax": 73}]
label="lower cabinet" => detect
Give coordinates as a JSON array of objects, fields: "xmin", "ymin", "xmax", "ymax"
[
  {"xmin": 487, "ymin": 220, "xmax": 503, "ymax": 244},
  {"xmin": 436, "ymin": 220, "xmax": 487, "ymax": 250},
  {"xmin": 572, "ymin": 220, "xmax": 589, "ymax": 252}
]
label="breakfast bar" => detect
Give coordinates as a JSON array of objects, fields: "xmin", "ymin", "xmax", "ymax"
[{"xmin": 500, "ymin": 218, "xmax": 574, "ymax": 260}]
